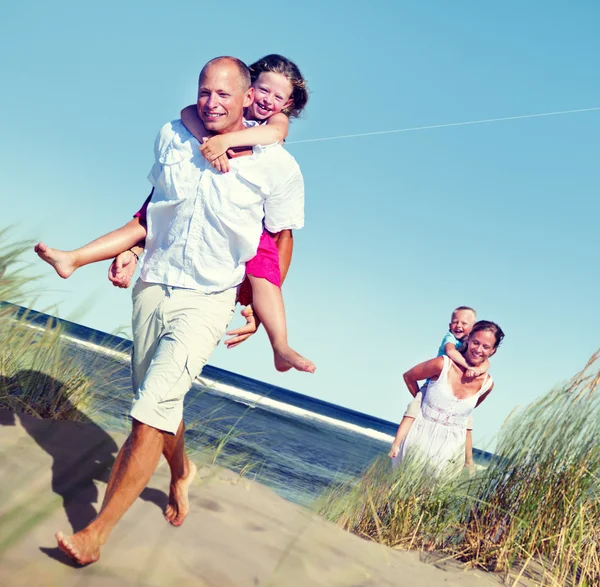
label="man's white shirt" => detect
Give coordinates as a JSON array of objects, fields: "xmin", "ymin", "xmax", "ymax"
[{"xmin": 140, "ymin": 120, "xmax": 304, "ymax": 293}]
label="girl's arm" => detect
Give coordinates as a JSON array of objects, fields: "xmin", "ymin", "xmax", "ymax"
[
  {"xmin": 403, "ymin": 356, "xmax": 444, "ymax": 397},
  {"xmin": 200, "ymin": 113, "xmax": 290, "ymax": 162},
  {"xmin": 181, "ymin": 105, "xmax": 209, "ymax": 142}
]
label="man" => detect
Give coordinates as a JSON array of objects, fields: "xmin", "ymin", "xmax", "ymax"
[{"xmin": 56, "ymin": 56, "xmax": 304, "ymax": 565}]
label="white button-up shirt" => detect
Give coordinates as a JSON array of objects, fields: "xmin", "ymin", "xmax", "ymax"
[{"xmin": 140, "ymin": 120, "xmax": 305, "ymax": 293}]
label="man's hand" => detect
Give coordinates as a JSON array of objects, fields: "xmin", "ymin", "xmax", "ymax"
[
  {"xmin": 108, "ymin": 250, "xmax": 138, "ymax": 288},
  {"xmin": 224, "ymin": 306, "xmax": 261, "ymax": 349}
]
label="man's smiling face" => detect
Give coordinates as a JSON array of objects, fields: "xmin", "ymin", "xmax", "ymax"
[{"xmin": 197, "ymin": 61, "xmax": 253, "ymax": 134}]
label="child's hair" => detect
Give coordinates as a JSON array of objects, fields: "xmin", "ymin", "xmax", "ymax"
[
  {"xmin": 452, "ymin": 306, "xmax": 476, "ymax": 319},
  {"xmin": 470, "ymin": 320, "xmax": 505, "ymax": 349},
  {"xmin": 248, "ymin": 54, "xmax": 309, "ymax": 119}
]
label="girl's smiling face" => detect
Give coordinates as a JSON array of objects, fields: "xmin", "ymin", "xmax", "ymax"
[{"xmin": 246, "ymin": 72, "xmax": 293, "ymax": 121}]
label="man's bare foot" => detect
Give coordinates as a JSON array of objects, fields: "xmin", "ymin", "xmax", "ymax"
[
  {"xmin": 164, "ymin": 460, "xmax": 197, "ymax": 527},
  {"xmin": 274, "ymin": 346, "xmax": 316, "ymax": 373},
  {"xmin": 34, "ymin": 242, "xmax": 77, "ymax": 279},
  {"xmin": 56, "ymin": 529, "xmax": 101, "ymax": 566}
]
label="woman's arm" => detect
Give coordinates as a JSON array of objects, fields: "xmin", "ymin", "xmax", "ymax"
[
  {"xmin": 465, "ymin": 430, "xmax": 474, "ymax": 467},
  {"xmin": 200, "ymin": 113, "xmax": 290, "ymax": 162},
  {"xmin": 181, "ymin": 105, "xmax": 209, "ymax": 142},
  {"xmin": 403, "ymin": 356, "xmax": 444, "ymax": 397},
  {"xmin": 475, "ymin": 382, "xmax": 494, "ymax": 407}
]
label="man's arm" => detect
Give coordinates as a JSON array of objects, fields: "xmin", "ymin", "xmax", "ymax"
[
  {"xmin": 108, "ymin": 242, "xmax": 144, "ymax": 288},
  {"xmin": 107, "ymin": 191, "xmax": 151, "ymax": 288},
  {"xmin": 273, "ymin": 229, "xmax": 293, "ymax": 283}
]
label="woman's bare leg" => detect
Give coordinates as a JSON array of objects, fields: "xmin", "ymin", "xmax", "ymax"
[
  {"xmin": 35, "ymin": 218, "xmax": 146, "ymax": 279},
  {"xmin": 248, "ymin": 275, "xmax": 315, "ymax": 373}
]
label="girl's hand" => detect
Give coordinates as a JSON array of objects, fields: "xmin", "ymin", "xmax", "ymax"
[
  {"xmin": 211, "ymin": 152, "xmax": 230, "ymax": 173},
  {"xmin": 388, "ymin": 443, "xmax": 400, "ymax": 459},
  {"xmin": 465, "ymin": 369, "xmax": 480, "ymax": 379},
  {"xmin": 200, "ymin": 135, "xmax": 230, "ymax": 162}
]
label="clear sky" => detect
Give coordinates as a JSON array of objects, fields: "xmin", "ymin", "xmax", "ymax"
[{"xmin": 2, "ymin": 1, "xmax": 599, "ymax": 450}]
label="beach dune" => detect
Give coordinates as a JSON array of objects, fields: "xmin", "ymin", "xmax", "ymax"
[{"xmin": 0, "ymin": 409, "xmax": 503, "ymax": 586}]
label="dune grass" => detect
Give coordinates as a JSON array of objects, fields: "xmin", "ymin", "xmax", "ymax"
[
  {"xmin": 319, "ymin": 353, "xmax": 600, "ymax": 586},
  {"xmin": 0, "ymin": 229, "xmax": 260, "ymax": 473}
]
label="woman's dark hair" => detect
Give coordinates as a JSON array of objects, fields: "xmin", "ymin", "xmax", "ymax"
[
  {"xmin": 471, "ymin": 320, "xmax": 505, "ymax": 349},
  {"xmin": 248, "ymin": 54, "xmax": 309, "ymax": 119}
]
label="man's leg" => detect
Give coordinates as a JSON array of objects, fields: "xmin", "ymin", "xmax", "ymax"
[
  {"xmin": 162, "ymin": 420, "xmax": 197, "ymax": 526},
  {"xmin": 56, "ymin": 420, "xmax": 164, "ymax": 565}
]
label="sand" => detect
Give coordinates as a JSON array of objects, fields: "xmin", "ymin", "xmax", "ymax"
[{"xmin": 0, "ymin": 409, "xmax": 510, "ymax": 586}]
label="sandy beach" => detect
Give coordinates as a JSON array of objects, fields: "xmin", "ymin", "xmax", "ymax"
[{"xmin": 0, "ymin": 409, "xmax": 513, "ymax": 586}]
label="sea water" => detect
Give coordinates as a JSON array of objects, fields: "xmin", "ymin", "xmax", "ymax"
[{"xmin": 8, "ymin": 305, "xmax": 493, "ymax": 506}]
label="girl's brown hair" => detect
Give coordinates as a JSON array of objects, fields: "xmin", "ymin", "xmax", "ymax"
[{"xmin": 249, "ymin": 54, "xmax": 309, "ymax": 119}]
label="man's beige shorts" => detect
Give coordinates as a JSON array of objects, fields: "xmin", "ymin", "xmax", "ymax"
[{"xmin": 130, "ymin": 280, "xmax": 236, "ymax": 434}]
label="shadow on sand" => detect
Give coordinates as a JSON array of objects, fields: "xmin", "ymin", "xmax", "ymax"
[{"xmin": 0, "ymin": 371, "xmax": 167, "ymax": 553}]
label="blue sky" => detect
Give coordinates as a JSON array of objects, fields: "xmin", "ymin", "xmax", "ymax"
[{"xmin": 2, "ymin": 1, "xmax": 599, "ymax": 450}]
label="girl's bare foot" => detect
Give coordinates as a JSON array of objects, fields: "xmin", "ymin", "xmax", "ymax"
[
  {"xmin": 164, "ymin": 460, "xmax": 197, "ymax": 527},
  {"xmin": 34, "ymin": 242, "xmax": 77, "ymax": 279},
  {"xmin": 273, "ymin": 346, "xmax": 316, "ymax": 374},
  {"xmin": 56, "ymin": 529, "xmax": 101, "ymax": 565}
]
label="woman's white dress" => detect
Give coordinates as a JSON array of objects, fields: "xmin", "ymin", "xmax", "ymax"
[{"xmin": 392, "ymin": 355, "xmax": 493, "ymax": 477}]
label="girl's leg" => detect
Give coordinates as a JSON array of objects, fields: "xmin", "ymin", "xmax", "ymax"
[
  {"xmin": 35, "ymin": 218, "xmax": 146, "ymax": 279},
  {"xmin": 247, "ymin": 275, "xmax": 315, "ymax": 373}
]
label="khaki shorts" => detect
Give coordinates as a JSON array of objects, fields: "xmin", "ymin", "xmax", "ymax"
[
  {"xmin": 403, "ymin": 388, "xmax": 474, "ymax": 430},
  {"xmin": 130, "ymin": 280, "xmax": 236, "ymax": 434}
]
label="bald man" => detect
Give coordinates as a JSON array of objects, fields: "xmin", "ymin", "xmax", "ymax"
[{"xmin": 56, "ymin": 56, "xmax": 305, "ymax": 565}]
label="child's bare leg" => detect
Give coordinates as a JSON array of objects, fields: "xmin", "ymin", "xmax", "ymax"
[
  {"xmin": 35, "ymin": 219, "xmax": 146, "ymax": 279},
  {"xmin": 248, "ymin": 275, "xmax": 315, "ymax": 373},
  {"xmin": 389, "ymin": 417, "xmax": 415, "ymax": 458}
]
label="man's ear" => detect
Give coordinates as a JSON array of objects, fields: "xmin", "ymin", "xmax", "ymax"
[{"xmin": 243, "ymin": 87, "xmax": 254, "ymax": 108}]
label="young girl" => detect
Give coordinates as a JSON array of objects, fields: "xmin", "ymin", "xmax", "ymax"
[{"xmin": 34, "ymin": 54, "xmax": 315, "ymax": 375}]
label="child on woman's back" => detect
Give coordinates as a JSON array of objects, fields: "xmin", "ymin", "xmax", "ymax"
[
  {"xmin": 34, "ymin": 54, "xmax": 315, "ymax": 375},
  {"xmin": 389, "ymin": 306, "xmax": 489, "ymax": 468}
]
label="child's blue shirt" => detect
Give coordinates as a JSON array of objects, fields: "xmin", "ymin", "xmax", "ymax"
[{"xmin": 437, "ymin": 331, "xmax": 464, "ymax": 357}]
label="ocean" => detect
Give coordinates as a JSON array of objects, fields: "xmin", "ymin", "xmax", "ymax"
[{"xmin": 7, "ymin": 304, "xmax": 493, "ymax": 507}]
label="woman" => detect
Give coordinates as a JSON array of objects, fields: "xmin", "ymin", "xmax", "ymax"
[{"xmin": 391, "ymin": 320, "xmax": 505, "ymax": 477}]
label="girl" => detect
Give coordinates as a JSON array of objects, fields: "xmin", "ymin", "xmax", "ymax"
[{"xmin": 34, "ymin": 54, "xmax": 315, "ymax": 375}]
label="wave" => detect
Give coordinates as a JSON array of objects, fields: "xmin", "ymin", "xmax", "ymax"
[
  {"xmin": 23, "ymin": 321, "xmax": 394, "ymax": 444},
  {"xmin": 196, "ymin": 377, "xmax": 395, "ymax": 444}
]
